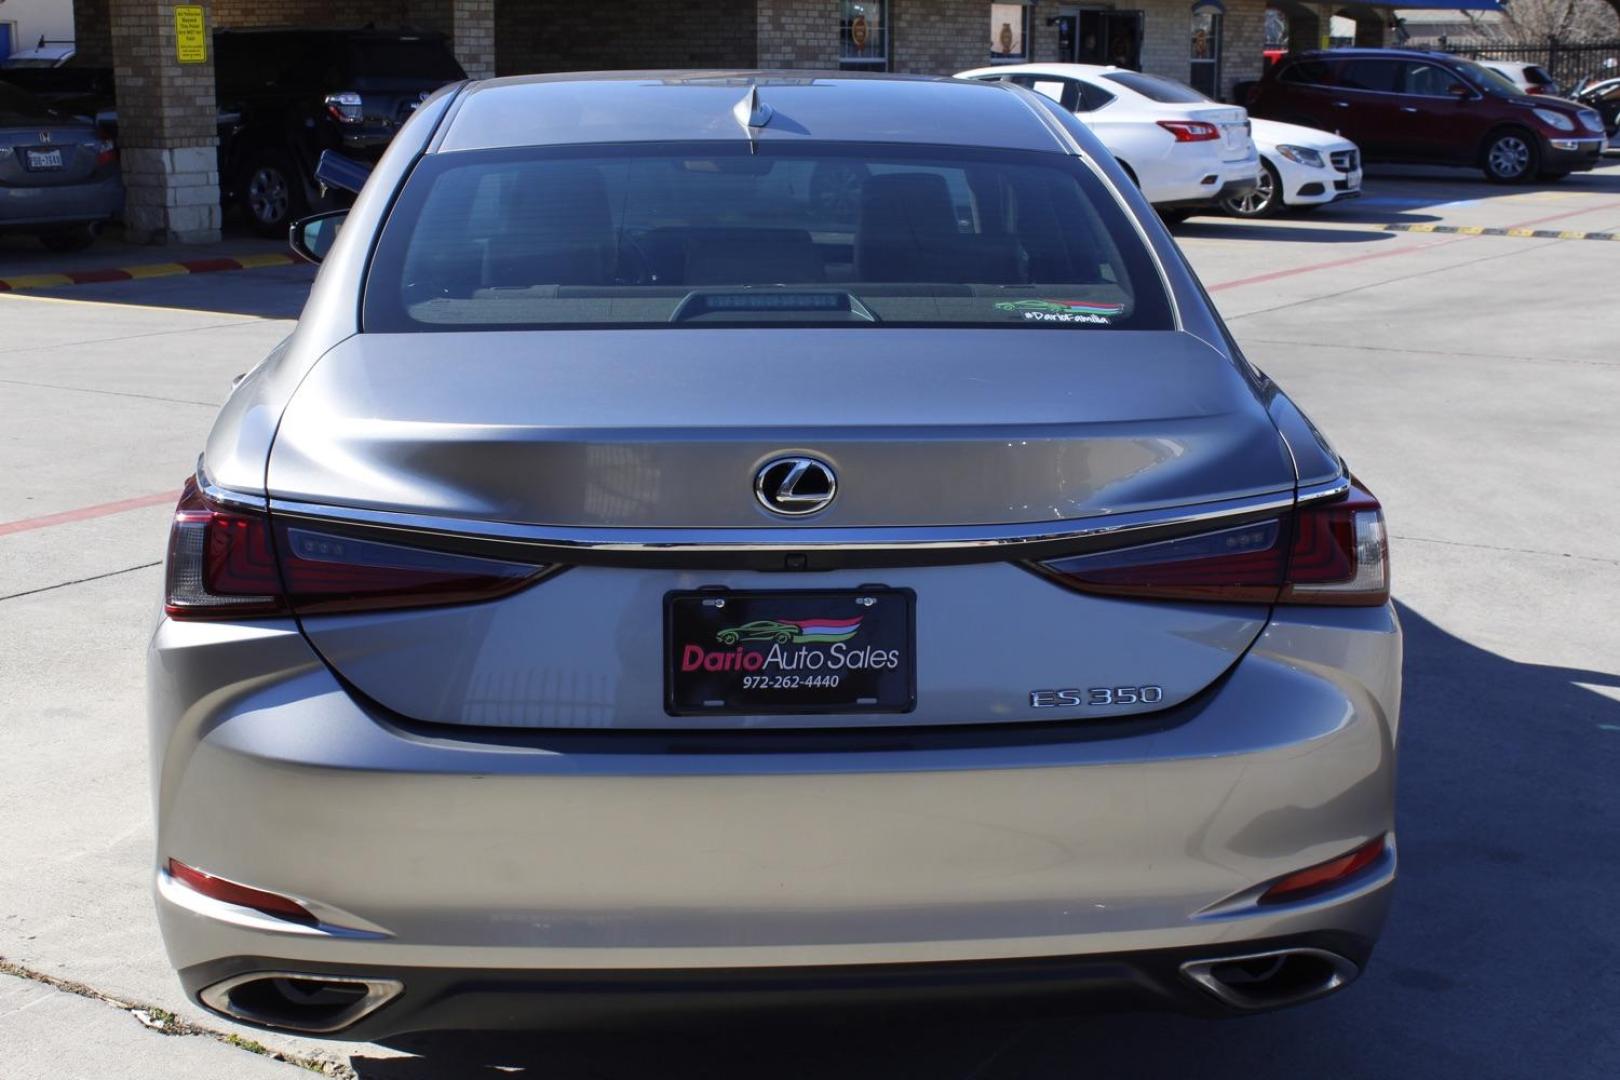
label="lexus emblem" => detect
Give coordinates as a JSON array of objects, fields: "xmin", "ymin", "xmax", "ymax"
[{"xmin": 755, "ymin": 456, "xmax": 836, "ymax": 516}]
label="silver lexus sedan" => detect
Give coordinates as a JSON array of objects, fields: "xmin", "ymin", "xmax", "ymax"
[{"xmin": 150, "ymin": 72, "xmax": 1400, "ymax": 1039}]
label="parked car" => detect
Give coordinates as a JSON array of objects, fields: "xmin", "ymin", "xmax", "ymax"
[
  {"xmin": 1479, "ymin": 60, "xmax": 1561, "ymax": 98},
  {"xmin": 0, "ymin": 38, "xmax": 76, "ymax": 69},
  {"xmin": 957, "ymin": 63, "xmax": 1260, "ymax": 217},
  {"xmin": 1222, "ymin": 117, "xmax": 1361, "ymax": 218},
  {"xmin": 0, "ymin": 81, "xmax": 120, "ymax": 249},
  {"xmin": 151, "ymin": 72, "xmax": 1399, "ymax": 1040},
  {"xmin": 213, "ymin": 27, "xmax": 466, "ymax": 235},
  {"xmin": 1249, "ymin": 48, "xmax": 1607, "ymax": 183},
  {"xmin": 1570, "ymin": 72, "xmax": 1620, "ymax": 137}
]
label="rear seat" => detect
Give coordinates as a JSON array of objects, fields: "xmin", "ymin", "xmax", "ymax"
[{"xmin": 639, "ymin": 227, "xmax": 826, "ymax": 286}]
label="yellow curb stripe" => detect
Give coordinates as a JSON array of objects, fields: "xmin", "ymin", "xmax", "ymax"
[
  {"xmin": 1, "ymin": 273, "xmax": 75, "ymax": 289},
  {"xmin": 123, "ymin": 262, "xmax": 189, "ymax": 279},
  {"xmin": 233, "ymin": 253, "xmax": 297, "ymax": 269}
]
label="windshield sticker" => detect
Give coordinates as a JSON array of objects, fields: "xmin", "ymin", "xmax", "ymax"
[{"xmin": 995, "ymin": 299, "xmax": 1124, "ymax": 324}]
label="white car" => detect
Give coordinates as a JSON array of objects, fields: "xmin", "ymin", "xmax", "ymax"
[
  {"xmin": 1220, "ymin": 118, "xmax": 1362, "ymax": 219},
  {"xmin": 957, "ymin": 63, "xmax": 1259, "ymax": 216},
  {"xmin": 1479, "ymin": 60, "xmax": 1562, "ymax": 98}
]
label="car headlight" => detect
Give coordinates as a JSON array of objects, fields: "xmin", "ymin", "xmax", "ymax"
[
  {"xmin": 1276, "ymin": 144, "xmax": 1325, "ymax": 168},
  {"xmin": 1532, "ymin": 108, "xmax": 1575, "ymax": 132},
  {"xmin": 1578, "ymin": 109, "xmax": 1604, "ymax": 133}
]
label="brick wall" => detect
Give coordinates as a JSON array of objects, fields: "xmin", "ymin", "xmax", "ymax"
[
  {"xmin": 498, "ymin": 0, "xmax": 758, "ymax": 76},
  {"xmin": 758, "ymin": 0, "xmax": 837, "ymax": 68},
  {"xmin": 891, "ymin": 0, "xmax": 985, "ymax": 74}
]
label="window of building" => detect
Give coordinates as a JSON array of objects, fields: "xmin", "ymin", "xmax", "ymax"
[
  {"xmin": 990, "ymin": 2, "xmax": 1033, "ymax": 64},
  {"xmin": 840, "ymin": 0, "xmax": 889, "ymax": 71},
  {"xmin": 1189, "ymin": 2, "xmax": 1224, "ymax": 100}
]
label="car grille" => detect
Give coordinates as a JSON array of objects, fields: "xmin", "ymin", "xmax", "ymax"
[{"xmin": 1330, "ymin": 149, "xmax": 1359, "ymax": 172}]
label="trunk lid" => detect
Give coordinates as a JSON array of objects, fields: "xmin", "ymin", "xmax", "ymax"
[
  {"xmin": 268, "ymin": 329, "xmax": 1293, "ymax": 529},
  {"xmin": 268, "ymin": 328, "xmax": 1295, "ymax": 731},
  {"xmin": 1176, "ymin": 104, "xmax": 1254, "ymax": 163},
  {"xmin": 0, "ymin": 122, "xmax": 102, "ymax": 186}
]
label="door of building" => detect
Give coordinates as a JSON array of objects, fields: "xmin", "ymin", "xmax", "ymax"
[
  {"xmin": 1190, "ymin": 4, "xmax": 1224, "ymax": 98},
  {"xmin": 1056, "ymin": 9, "xmax": 1144, "ymax": 71}
]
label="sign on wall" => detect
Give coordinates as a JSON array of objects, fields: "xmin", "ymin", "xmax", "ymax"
[{"xmin": 174, "ymin": 5, "xmax": 207, "ymax": 64}]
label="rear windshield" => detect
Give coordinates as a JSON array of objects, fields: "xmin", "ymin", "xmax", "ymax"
[
  {"xmin": 344, "ymin": 37, "xmax": 466, "ymax": 82},
  {"xmin": 1100, "ymin": 71, "xmax": 1208, "ymax": 103},
  {"xmin": 364, "ymin": 142, "xmax": 1172, "ymax": 332},
  {"xmin": 0, "ymin": 82, "xmax": 59, "ymax": 123}
]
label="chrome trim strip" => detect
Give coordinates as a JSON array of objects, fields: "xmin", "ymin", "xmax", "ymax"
[
  {"xmin": 194, "ymin": 455, "xmax": 268, "ymax": 512},
  {"xmin": 267, "ymin": 489, "xmax": 1296, "ymax": 557},
  {"xmin": 1296, "ymin": 474, "xmax": 1351, "ymax": 505}
]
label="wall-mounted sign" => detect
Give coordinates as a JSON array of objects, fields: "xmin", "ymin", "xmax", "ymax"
[{"xmin": 175, "ymin": 5, "xmax": 207, "ymax": 64}]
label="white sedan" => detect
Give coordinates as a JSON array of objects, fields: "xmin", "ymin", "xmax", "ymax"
[
  {"xmin": 957, "ymin": 63, "xmax": 1259, "ymax": 215},
  {"xmin": 1220, "ymin": 118, "xmax": 1362, "ymax": 219}
]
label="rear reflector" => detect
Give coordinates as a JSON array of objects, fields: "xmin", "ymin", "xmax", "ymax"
[
  {"xmin": 167, "ymin": 858, "xmax": 318, "ymax": 926},
  {"xmin": 1034, "ymin": 481, "xmax": 1389, "ymax": 607},
  {"xmin": 1158, "ymin": 120, "xmax": 1221, "ymax": 142},
  {"xmin": 163, "ymin": 477, "xmax": 550, "ymax": 619},
  {"xmin": 1259, "ymin": 836, "xmax": 1387, "ymax": 904}
]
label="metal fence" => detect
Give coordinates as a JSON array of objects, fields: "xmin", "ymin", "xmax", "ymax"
[{"xmin": 1425, "ymin": 38, "xmax": 1620, "ymax": 89}]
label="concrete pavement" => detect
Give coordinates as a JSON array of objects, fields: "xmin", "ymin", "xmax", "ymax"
[{"xmin": 2, "ymin": 164, "xmax": 1617, "ymax": 1078}]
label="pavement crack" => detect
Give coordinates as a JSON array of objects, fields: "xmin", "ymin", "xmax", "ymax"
[
  {"xmin": 0, "ymin": 562, "xmax": 161, "ymax": 603},
  {"xmin": 1393, "ymin": 533, "xmax": 1620, "ymax": 566},
  {"xmin": 0, "ymin": 377, "xmax": 221, "ymax": 407},
  {"xmin": 0, "ymin": 957, "xmax": 353, "ymax": 1076}
]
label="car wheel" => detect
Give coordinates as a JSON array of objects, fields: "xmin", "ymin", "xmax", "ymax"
[
  {"xmin": 240, "ymin": 150, "xmax": 307, "ymax": 237},
  {"xmin": 1482, "ymin": 130, "xmax": 1538, "ymax": 184},
  {"xmin": 1222, "ymin": 161, "xmax": 1283, "ymax": 218},
  {"xmin": 38, "ymin": 226, "xmax": 97, "ymax": 253}
]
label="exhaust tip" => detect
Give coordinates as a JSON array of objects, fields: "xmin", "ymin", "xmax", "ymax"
[
  {"xmin": 1181, "ymin": 947, "xmax": 1358, "ymax": 1011},
  {"xmin": 199, "ymin": 971, "xmax": 403, "ymax": 1034}
]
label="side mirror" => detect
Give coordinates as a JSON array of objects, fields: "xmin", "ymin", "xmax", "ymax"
[{"xmin": 289, "ymin": 209, "xmax": 347, "ymax": 264}]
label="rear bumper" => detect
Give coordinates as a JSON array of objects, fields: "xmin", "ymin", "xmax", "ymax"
[
  {"xmin": 1157, "ymin": 177, "xmax": 1259, "ymax": 211},
  {"xmin": 149, "ymin": 605, "xmax": 1401, "ymax": 1038},
  {"xmin": 177, "ymin": 929, "xmax": 1381, "ymax": 1039},
  {"xmin": 0, "ymin": 174, "xmax": 123, "ymax": 230}
]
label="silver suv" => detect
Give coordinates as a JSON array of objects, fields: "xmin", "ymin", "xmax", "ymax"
[{"xmin": 150, "ymin": 72, "xmax": 1401, "ymax": 1040}]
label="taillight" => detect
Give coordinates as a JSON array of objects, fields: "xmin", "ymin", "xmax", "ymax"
[
  {"xmin": 1034, "ymin": 481, "xmax": 1389, "ymax": 607},
  {"xmin": 163, "ymin": 478, "xmax": 550, "ymax": 620},
  {"xmin": 1158, "ymin": 120, "xmax": 1221, "ymax": 142},
  {"xmin": 324, "ymin": 91, "xmax": 365, "ymax": 124},
  {"xmin": 273, "ymin": 523, "xmax": 547, "ymax": 615},
  {"xmin": 1259, "ymin": 836, "xmax": 1387, "ymax": 904},
  {"xmin": 95, "ymin": 130, "xmax": 118, "ymax": 170},
  {"xmin": 165, "ymin": 478, "xmax": 286, "ymax": 618}
]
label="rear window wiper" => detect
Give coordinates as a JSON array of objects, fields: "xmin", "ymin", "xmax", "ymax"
[{"xmin": 670, "ymin": 289, "xmax": 878, "ymax": 323}]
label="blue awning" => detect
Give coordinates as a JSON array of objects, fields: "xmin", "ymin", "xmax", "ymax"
[{"xmin": 1385, "ymin": 0, "xmax": 1503, "ymax": 10}]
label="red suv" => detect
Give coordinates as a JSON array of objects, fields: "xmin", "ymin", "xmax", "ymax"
[{"xmin": 1248, "ymin": 48, "xmax": 1607, "ymax": 183}]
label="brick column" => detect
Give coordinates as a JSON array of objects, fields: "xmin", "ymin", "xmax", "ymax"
[
  {"xmin": 1352, "ymin": 12, "xmax": 1387, "ymax": 47},
  {"xmin": 110, "ymin": 0, "xmax": 222, "ymax": 244},
  {"xmin": 74, "ymin": 0, "xmax": 115, "ymax": 68},
  {"xmin": 1221, "ymin": 0, "xmax": 1268, "ymax": 102},
  {"xmin": 453, "ymin": 0, "xmax": 497, "ymax": 80},
  {"xmin": 1285, "ymin": 6, "xmax": 1322, "ymax": 52}
]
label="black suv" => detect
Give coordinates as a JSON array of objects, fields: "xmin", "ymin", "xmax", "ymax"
[
  {"xmin": 215, "ymin": 27, "xmax": 466, "ymax": 234},
  {"xmin": 1249, "ymin": 48, "xmax": 1607, "ymax": 183}
]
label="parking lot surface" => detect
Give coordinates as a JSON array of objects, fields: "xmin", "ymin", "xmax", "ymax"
[{"xmin": 3, "ymin": 165, "xmax": 1618, "ymax": 1079}]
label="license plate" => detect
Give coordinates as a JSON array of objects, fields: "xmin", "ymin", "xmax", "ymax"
[
  {"xmin": 665, "ymin": 589, "xmax": 915, "ymax": 715},
  {"xmin": 25, "ymin": 148, "xmax": 63, "ymax": 170}
]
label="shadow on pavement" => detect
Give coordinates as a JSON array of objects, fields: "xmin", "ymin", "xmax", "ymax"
[{"xmin": 332, "ymin": 602, "xmax": 1620, "ymax": 1079}]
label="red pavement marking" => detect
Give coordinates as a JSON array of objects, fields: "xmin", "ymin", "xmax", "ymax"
[
  {"xmin": 1209, "ymin": 197, "xmax": 1620, "ymax": 293},
  {"xmin": 0, "ymin": 492, "xmax": 176, "ymax": 538}
]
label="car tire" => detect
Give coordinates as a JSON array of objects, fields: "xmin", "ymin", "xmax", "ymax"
[
  {"xmin": 38, "ymin": 226, "xmax": 98, "ymax": 253},
  {"xmin": 239, "ymin": 149, "xmax": 308, "ymax": 237},
  {"xmin": 1481, "ymin": 129, "xmax": 1539, "ymax": 184},
  {"xmin": 1222, "ymin": 161, "xmax": 1283, "ymax": 218}
]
